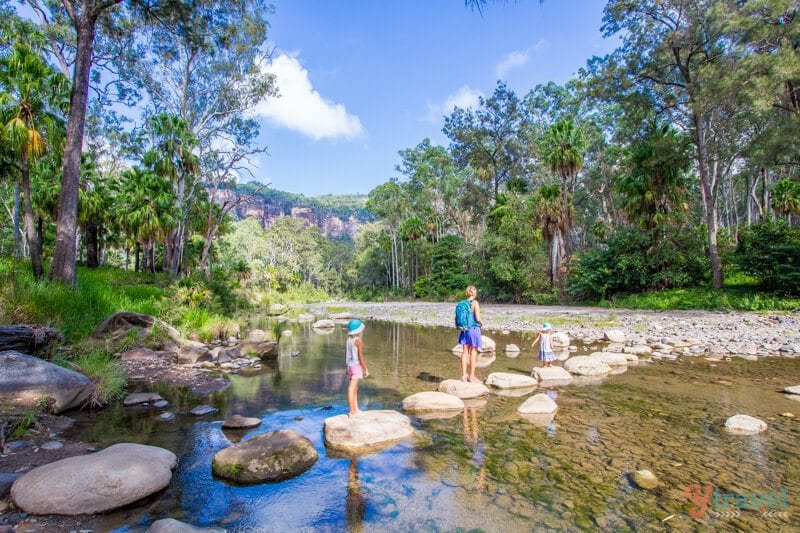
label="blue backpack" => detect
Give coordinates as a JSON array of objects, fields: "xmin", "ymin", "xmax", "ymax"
[{"xmin": 455, "ymin": 300, "xmax": 473, "ymax": 330}]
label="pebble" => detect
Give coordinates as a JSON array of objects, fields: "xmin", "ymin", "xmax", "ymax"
[{"xmin": 158, "ymin": 412, "xmax": 176, "ymax": 421}]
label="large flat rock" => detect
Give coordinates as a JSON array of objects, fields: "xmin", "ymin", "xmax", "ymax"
[
  {"xmin": 324, "ymin": 410, "xmax": 414, "ymax": 451},
  {"xmin": 212, "ymin": 430, "xmax": 317, "ymax": 483},
  {"xmin": 531, "ymin": 366, "xmax": 573, "ymax": 384},
  {"xmin": 438, "ymin": 379, "xmax": 490, "ymax": 399},
  {"xmin": 11, "ymin": 443, "xmax": 177, "ymax": 515},
  {"xmin": 485, "ymin": 372, "xmax": 538, "ymax": 389},
  {"xmin": 0, "ymin": 350, "xmax": 95, "ymax": 413},
  {"xmin": 402, "ymin": 391, "xmax": 464, "ymax": 412},
  {"xmin": 563, "ymin": 356, "xmax": 612, "ymax": 376}
]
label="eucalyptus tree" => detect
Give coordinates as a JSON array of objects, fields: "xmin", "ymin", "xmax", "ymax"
[
  {"xmin": 366, "ymin": 180, "xmax": 410, "ymax": 291},
  {"xmin": 0, "ymin": 43, "xmax": 68, "ymax": 278}
]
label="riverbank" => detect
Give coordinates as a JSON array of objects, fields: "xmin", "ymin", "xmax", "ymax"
[{"xmin": 311, "ymin": 302, "xmax": 800, "ymax": 359}]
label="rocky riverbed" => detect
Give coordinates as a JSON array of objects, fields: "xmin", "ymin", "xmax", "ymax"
[{"xmin": 311, "ymin": 301, "xmax": 800, "ymax": 359}]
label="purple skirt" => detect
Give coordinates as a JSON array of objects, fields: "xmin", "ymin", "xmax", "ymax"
[{"xmin": 458, "ymin": 327, "xmax": 482, "ymax": 349}]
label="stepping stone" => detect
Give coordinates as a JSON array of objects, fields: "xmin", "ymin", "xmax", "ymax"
[
  {"xmin": 158, "ymin": 412, "xmax": 176, "ymax": 421},
  {"xmin": 402, "ymin": 391, "xmax": 464, "ymax": 412},
  {"xmin": 11, "ymin": 443, "xmax": 177, "ymax": 515},
  {"xmin": 221, "ymin": 414, "xmax": 261, "ymax": 430},
  {"xmin": 531, "ymin": 366, "xmax": 573, "ymax": 383},
  {"xmin": 148, "ymin": 518, "xmax": 226, "ymax": 532},
  {"xmin": 190, "ymin": 405, "xmax": 218, "ymax": 416},
  {"xmin": 724, "ymin": 414, "xmax": 767, "ymax": 434},
  {"xmin": 212, "ymin": 430, "xmax": 317, "ymax": 483},
  {"xmin": 124, "ymin": 392, "xmax": 164, "ymax": 406},
  {"xmin": 438, "ymin": 379, "xmax": 490, "ymax": 399},
  {"xmin": 485, "ymin": 372, "xmax": 538, "ymax": 389},
  {"xmin": 784, "ymin": 385, "xmax": 800, "ymax": 395},
  {"xmin": 588, "ymin": 352, "xmax": 629, "ymax": 367},
  {"xmin": 324, "ymin": 410, "xmax": 414, "ymax": 451},
  {"xmin": 517, "ymin": 393, "xmax": 558, "ymax": 414},
  {"xmin": 563, "ymin": 356, "xmax": 611, "ymax": 376}
]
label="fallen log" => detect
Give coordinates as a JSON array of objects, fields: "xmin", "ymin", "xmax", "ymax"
[{"xmin": 0, "ymin": 325, "xmax": 61, "ymax": 355}]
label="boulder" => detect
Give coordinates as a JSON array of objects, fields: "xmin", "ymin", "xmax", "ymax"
[
  {"xmin": 312, "ymin": 319, "xmax": 336, "ymax": 330},
  {"xmin": 632, "ymin": 469, "xmax": 659, "ymax": 490},
  {"xmin": 123, "ymin": 392, "xmax": 164, "ymax": 406},
  {"xmin": 504, "ymin": 344, "xmax": 521, "ymax": 353},
  {"xmin": 402, "ymin": 391, "xmax": 465, "ymax": 412},
  {"xmin": 588, "ymin": 352, "xmax": 629, "ymax": 367},
  {"xmin": 783, "ymin": 385, "xmax": 800, "ymax": 395},
  {"xmin": 92, "ymin": 311, "xmax": 181, "ymax": 345},
  {"xmin": 177, "ymin": 345, "xmax": 212, "ymax": 364},
  {"xmin": 438, "ymin": 379, "xmax": 490, "ymax": 399},
  {"xmin": 212, "ymin": 430, "xmax": 317, "ymax": 483},
  {"xmin": 148, "ymin": 518, "xmax": 225, "ymax": 533},
  {"xmin": 485, "ymin": 372, "xmax": 538, "ymax": 389},
  {"xmin": 724, "ymin": 414, "xmax": 767, "ymax": 434},
  {"xmin": 550, "ymin": 332, "xmax": 570, "ymax": 348},
  {"xmin": 0, "ymin": 350, "xmax": 95, "ymax": 413},
  {"xmin": 238, "ymin": 340, "xmax": 278, "ymax": 359},
  {"xmin": 517, "ymin": 393, "xmax": 558, "ymax": 414},
  {"xmin": 480, "ymin": 336, "xmax": 496, "ymax": 352},
  {"xmin": 563, "ymin": 356, "xmax": 612, "ymax": 376},
  {"xmin": 11, "ymin": 443, "xmax": 177, "ymax": 515},
  {"xmin": 221, "ymin": 414, "xmax": 262, "ymax": 430},
  {"xmin": 324, "ymin": 410, "xmax": 414, "ymax": 451},
  {"xmin": 120, "ymin": 348, "xmax": 159, "ymax": 361},
  {"xmin": 603, "ymin": 329, "xmax": 626, "ymax": 343},
  {"xmin": 531, "ymin": 366, "xmax": 573, "ymax": 383}
]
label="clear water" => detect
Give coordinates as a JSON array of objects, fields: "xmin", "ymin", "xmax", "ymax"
[{"xmin": 65, "ymin": 320, "xmax": 800, "ymax": 531}]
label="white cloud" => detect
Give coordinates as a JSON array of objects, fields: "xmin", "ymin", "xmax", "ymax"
[
  {"xmin": 443, "ymin": 86, "xmax": 483, "ymax": 112},
  {"xmin": 495, "ymin": 51, "xmax": 529, "ymax": 78},
  {"xmin": 254, "ymin": 53, "xmax": 364, "ymax": 141}
]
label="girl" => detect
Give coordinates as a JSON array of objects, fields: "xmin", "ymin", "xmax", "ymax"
[
  {"xmin": 531, "ymin": 323, "xmax": 556, "ymax": 367},
  {"xmin": 345, "ymin": 319, "xmax": 369, "ymax": 417}
]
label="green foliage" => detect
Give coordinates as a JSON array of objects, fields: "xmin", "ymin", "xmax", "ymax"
[
  {"xmin": 568, "ymin": 226, "xmax": 709, "ymax": 301},
  {"xmin": 414, "ymin": 235, "xmax": 469, "ymax": 300},
  {"xmin": 60, "ymin": 348, "xmax": 127, "ymax": 407},
  {"xmin": 736, "ymin": 219, "xmax": 800, "ymax": 294}
]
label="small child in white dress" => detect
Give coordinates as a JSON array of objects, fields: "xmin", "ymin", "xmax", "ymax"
[{"xmin": 531, "ymin": 323, "xmax": 556, "ymax": 367}]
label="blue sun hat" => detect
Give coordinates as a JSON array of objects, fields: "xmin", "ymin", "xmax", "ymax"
[
  {"xmin": 542, "ymin": 322, "xmax": 552, "ymax": 331},
  {"xmin": 347, "ymin": 319, "xmax": 365, "ymax": 335}
]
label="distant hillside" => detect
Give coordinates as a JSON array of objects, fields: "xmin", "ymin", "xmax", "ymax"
[{"xmin": 214, "ymin": 182, "xmax": 373, "ymax": 239}]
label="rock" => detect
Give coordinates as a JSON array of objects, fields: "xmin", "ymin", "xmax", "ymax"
[
  {"xmin": 123, "ymin": 392, "xmax": 164, "ymax": 406},
  {"xmin": 724, "ymin": 414, "xmax": 768, "ymax": 434},
  {"xmin": 438, "ymin": 379, "xmax": 490, "ymax": 399},
  {"xmin": 312, "ymin": 319, "xmax": 336, "ymax": 330},
  {"xmin": 221, "ymin": 414, "xmax": 262, "ymax": 429},
  {"xmin": 563, "ymin": 356, "xmax": 611, "ymax": 376},
  {"xmin": 737, "ymin": 343, "xmax": 758, "ymax": 355},
  {"xmin": 212, "ymin": 430, "xmax": 317, "ymax": 483},
  {"xmin": 531, "ymin": 366, "xmax": 573, "ymax": 384},
  {"xmin": 329, "ymin": 312, "xmax": 352, "ymax": 320},
  {"xmin": 238, "ymin": 340, "xmax": 278, "ymax": 359},
  {"xmin": 11, "ymin": 443, "xmax": 177, "ymax": 515},
  {"xmin": 706, "ymin": 344, "xmax": 728, "ymax": 356},
  {"xmin": 492, "ymin": 386, "xmax": 537, "ymax": 398},
  {"xmin": 485, "ymin": 372, "xmax": 538, "ymax": 389},
  {"xmin": 267, "ymin": 304, "xmax": 288, "ymax": 316},
  {"xmin": 504, "ymin": 344, "xmax": 520, "ymax": 353},
  {"xmin": 0, "ymin": 324, "xmax": 61, "ymax": 355},
  {"xmin": 588, "ymin": 352, "xmax": 629, "ymax": 367},
  {"xmin": 190, "ymin": 405, "xmax": 218, "ymax": 416},
  {"xmin": 92, "ymin": 311, "xmax": 182, "ymax": 346},
  {"xmin": 480, "ymin": 336, "xmax": 496, "ymax": 352},
  {"xmin": 177, "ymin": 345, "xmax": 212, "ymax": 364},
  {"xmin": 40, "ymin": 441, "xmax": 63, "ymax": 450},
  {"xmin": 0, "ymin": 350, "xmax": 95, "ymax": 413},
  {"xmin": 606, "ymin": 342, "xmax": 626, "ymax": 352},
  {"xmin": 120, "ymin": 348, "xmax": 159, "ymax": 361},
  {"xmin": 153, "ymin": 400, "xmax": 169, "ymax": 408},
  {"xmin": 324, "ymin": 410, "xmax": 414, "ymax": 451},
  {"xmin": 519, "ymin": 411, "xmax": 556, "ymax": 428},
  {"xmin": 624, "ymin": 345, "xmax": 652, "ymax": 355},
  {"xmin": 158, "ymin": 412, "xmax": 175, "ymax": 421},
  {"xmin": 517, "ymin": 393, "xmax": 558, "ymax": 414},
  {"xmin": 474, "ymin": 353, "xmax": 496, "ymax": 368},
  {"xmin": 550, "ymin": 332, "xmax": 570, "ymax": 348},
  {"xmin": 603, "ymin": 329, "xmax": 626, "ymax": 343},
  {"xmin": 148, "ymin": 518, "xmax": 225, "ymax": 533},
  {"xmin": 784, "ymin": 385, "xmax": 800, "ymax": 395},
  {"xmin": 296, "ymin": 313, "xmax": 315, "ymax": 322},
  {"xmin": 402, "ymin": 391, "xmax": 465, "ymax": 412},
  {"xmin": 632, "ymin": 469, "xmax": 659, "ymax": 490},
  {"xmin": 0, "ymin": 472, "xmax": 21, "ymax": 498}
]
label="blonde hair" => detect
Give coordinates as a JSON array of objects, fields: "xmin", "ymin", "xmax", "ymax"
[{"xmin": 466, "ymin": 285, "xmax": 477, "ymax": 298}]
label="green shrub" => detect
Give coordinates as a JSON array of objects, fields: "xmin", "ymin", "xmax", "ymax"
[
  {"xmin": 735, "ymin": 219, "xmax": 800, "ymax": 295},
  {"xmin": 57, "ymin": 348, "xmax": 127, "ymax": 407}
]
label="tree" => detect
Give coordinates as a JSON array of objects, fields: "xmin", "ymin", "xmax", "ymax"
[{"xmin": 534, "ymin": 183, "xmax": 570, "ymax": 286}]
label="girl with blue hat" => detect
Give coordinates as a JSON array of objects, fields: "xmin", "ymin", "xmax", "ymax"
[
  {"xmin": 531, "ymin": 322, "xmax": 556, "ymax": 367},
  {"xmin": 345, "ymin": 319, "xmax": 369, "ymax": 417}
]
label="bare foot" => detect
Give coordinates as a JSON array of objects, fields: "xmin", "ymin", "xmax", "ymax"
[
  {"xmin": 468, "ymin": 376, "xmax": 482, "ymax": 384},
  {"xmin": 461, "ymin": 375, "xmax": 469, "ymax": 382}
]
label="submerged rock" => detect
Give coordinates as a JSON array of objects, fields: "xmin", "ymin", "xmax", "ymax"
[
  {"xmin": 724, "ymin": 414, "xmax": 767, "ymax": 434},
  {"xmin": 221, "ymin": 414, "xmax": 262, "ymax": 430},
  {"xmin": 212, "ymin": 430, "xmax": 317, "ymax": 483},
  {"xmin": 148, "ymin": 518, "xmax": 225, "ymax": 532},
  {"xmin": 402, "ymin": 391, "xmax": 464, "ymax": 412},
  {"xmin": 517, "ymin": 393, "xmax": 558, "ymax": 415},
  {"xmin": 485, "ymin": 372, "xmax": 538, "ymax": 389},
  {"xmin": 632, "ymin": 469, "xmax": 659, "ymax": 490},
  {"xmin": 563, "ymin": 356, "xmax": 611, "ymax": 376},
  {"xmin": 324, "ymin": 410, "xmax": 414, "ymax": 450},
  {"xmin": 0, "ymin": 350, "xmax": 95, "ymax": 413},
  {"xmin": 438, "ymin": 379, "xmax": 490, "ymax": 399},
  {"xmin": 11, "ymin": 443, "xmax": 177, "ymax": 515}
]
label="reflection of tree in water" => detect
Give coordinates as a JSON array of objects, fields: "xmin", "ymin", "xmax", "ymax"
[{"xmin": 346, "ymin": 458, "xmax": 367, "ymax": 533}]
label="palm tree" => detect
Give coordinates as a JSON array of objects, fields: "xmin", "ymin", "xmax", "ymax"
[
  {"xmin": 539, "ymin": 119, "xmax": 585, "ymax": 280},
  {"xmin": 0, "ymin": 43, "xmax": 69, "ymax": 278},
  {"xmin": 534, "ymin": 183, "xmax": 570, "ymax": 286}
]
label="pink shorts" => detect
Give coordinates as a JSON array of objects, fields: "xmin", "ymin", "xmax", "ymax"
[{"xmin": 346, "ymin": 364, "xmax": 363, "ymax": 380}]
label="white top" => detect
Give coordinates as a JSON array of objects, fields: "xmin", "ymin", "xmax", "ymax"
[
  {"xmin": 540, "ymin": 333, "xmax": 553, "ymax": 353},
  {"xmin": 345, "ymin": 336, "xmax": 360, "ymax": 366}
]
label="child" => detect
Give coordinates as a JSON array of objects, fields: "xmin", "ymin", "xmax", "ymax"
[
  {"xmin": 531, "ymin": 322, "xmax": 556, "ymax": 367},
  {"xmin": 345, "ymin": 319, "xmax": 369, "ymax": 418}
]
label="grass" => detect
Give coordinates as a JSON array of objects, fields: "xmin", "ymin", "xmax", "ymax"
[
  {"xmin": 595, "ymin": 272, "xmax": 800, "ymax": 312},
  {"xmin": 56, "ymin": 347, "xmax": 128, "ymax": 407}
]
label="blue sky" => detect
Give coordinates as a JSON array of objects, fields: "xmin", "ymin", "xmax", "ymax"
[{"xmin": 247, "ymin": 1, "xmax": 618, "ymax": 196}]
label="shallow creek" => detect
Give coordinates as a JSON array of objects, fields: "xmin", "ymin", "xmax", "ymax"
[{"xmin": 64, "ymin": 320, "xmax": 800, "ymax": 531}]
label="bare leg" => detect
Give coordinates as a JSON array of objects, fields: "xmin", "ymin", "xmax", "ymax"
[
  {"xmin": 461, "ymin": 344, "xmax": 469, "ymax": 381},
  {"xmin": 468, "ymin": 347, "xmax": 480, "ymax": 382},
  {"xmin": 348, "ymin": 379, "xmax": 362, "ymax": 417}
]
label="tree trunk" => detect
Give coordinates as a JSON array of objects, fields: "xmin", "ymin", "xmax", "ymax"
[
  {"xmin": 13, "ymin": 182, "xmax": 20, "ymax": 258},
  {"xmin": 0, "ymin": 325, "xmax": 61, "ymax": 355},
  {"xmin": 20, "ymin": 145, "xmax": 44, "ymax": 279},
  {"xmin": 694, "ymin": 116, "xmax": 724, "ymax": 290},
  {"xmin": 135, "ymin": 241, "xmax": 141, "ymax": 272},
  {"xmin": 85, "ymin": 220, "xmax": 99, "ymax": 268},
  {"xmin": 50, "ymin": 16, "xmax": 97, "ymax": 285}
]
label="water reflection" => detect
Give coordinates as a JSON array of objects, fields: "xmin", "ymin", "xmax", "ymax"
[{"xmin": 346, "ymin": 458, "xmax": 367, "ymax": 533}]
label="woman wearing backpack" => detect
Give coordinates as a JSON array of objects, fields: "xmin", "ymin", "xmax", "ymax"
[{"xmin": 458, "ymin": 285, "xmax": 483, "ymax": 383}]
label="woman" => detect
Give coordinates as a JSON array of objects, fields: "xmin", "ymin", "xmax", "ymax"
[{"xmin": 458, "ymin": 285, "xmax": 482, "ymax": 383}]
